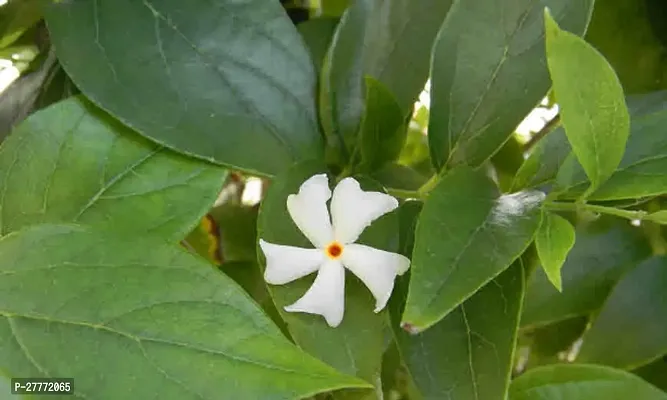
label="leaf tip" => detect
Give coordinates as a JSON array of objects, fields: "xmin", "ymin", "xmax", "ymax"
[
  {"xmin": 543, "ymin": 7, "xmax": 559, "ymax": 35},
  {"xmin": 550, "ymin": 276, "xmax": 563, "ymax": 293}
]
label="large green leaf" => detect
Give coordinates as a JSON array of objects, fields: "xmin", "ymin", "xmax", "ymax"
[
  {"xmin": 491, "ymin": 135, "xmax": 525, "ymax": 192},
  {"xmin": 0, "ymin": 97, "xmax": 226, "ymax": 241},
  {"xmin": 0, "ymin": 224, "xmax": 367, "ymax": 399},
  {"xmin": 358, "ymin": 77, "xmax": 406, "ymax": 171},
  {"xmin": 515, "ymin": 91, "xmax": 667, "ymax": 198},
  {"xmin": 0, "ymin": 0, "xmax": 41, "ymax": 49},
  {"xmin": 401, "ymin": 167, "xmax": 543, "ymax": 331},
  {"xmin": 220, "ymin": 261, "xmax": 289, "ymax": 338},
  {"xmin": 321, "ymin": 0, "xmax": 453, "ymax": 151},
  {"xmin": 509, "ymin": 364, "xmax": 667, "ymax": 400},
  {"xmin": 257, "ymin": 161, "xmax": 397, "ymax": 386},
  {"xmin": 44, "ymin": 0, "xmax": 322, "ymax": 175},
  {"xmin": 577, "ymin": 256, "xmax": 667, "ymax": 369},
  {"xmin": 428, "ymin": 0, "xmax": 594, "ymax": 170},
  {"xmin": 514, "ymin": 92, "xmax": 667, "ymax": 192},
  {"xmin": 319, "ymin": 0, "xmax": 351, "ymax": 17},
  {"xmin": 646, "ymin": 210, "xmax": 667, "ymax": 224},
  {"xmin": 371, "ymin": 163, "xmax": 429, "ymax": 196},
  {"xmin": 512, "ymin": 127, "xmax": 569, "ymax": 191},
  {"xmin": 378, "ymin": 200, "xmax": 423, "ymax": 400},
  {"xmin": 522, "ymin": 218, "xmax": 651, "ymax": 328},
  {"xmin": 535, "ymin": 212, "xmax": 576, "ymax": 291},
  {"xmin": 558, "ymin": 105, "xmax": 667, "ymax": 200},
  {"xmin": 625, "ymin": 90, "xmax": 667, "ymax": 115},
  {"xmin": 545, "ymin": 10, "xmax": 630, "ymax": 196},
  {"xmin": 393, "ymin": 261, "xmax": 525, "ymax": 400},
  {"xmin": 585, "ymin": 0, "xmax": 667, "ymax": 94},
  {"xmin": 297, "ymin": 18, "xmax": 340, "ymax": 74}
]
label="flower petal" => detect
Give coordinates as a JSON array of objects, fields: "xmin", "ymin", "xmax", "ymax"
[
  {"xmin": 330, "ymin": 177, "xmax": 399, "ymax": 244},
  {"xmin": 341, "ymin": 243, "xmax": 410, "ymax": 312},
  {"xmin": 259, "ymin": 239, "xmax": 324, "ymax": 285},
  {"xmin": 287, "ymin": 174, "xmax": 334, "ymax": 248},
  {"xmin": 284, "ymin": 260, "xmax": 345, "ymax": 327}
]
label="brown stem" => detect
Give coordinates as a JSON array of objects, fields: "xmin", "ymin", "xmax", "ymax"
[{"xmin": 524, "ymin": 114, "xmax": 561, "ymax": 151}]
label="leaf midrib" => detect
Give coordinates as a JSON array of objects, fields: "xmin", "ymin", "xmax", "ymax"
[
  {"xmin": 141, "ymin": 0, "xmax": 316, "ymax": 157},
  {"xmin": 72, "ymin": 148, "xmax": 161, "ymax": 221},
  {"xmin": 446, "ymin": 0, "xmax": 538, "ymax": 165}
]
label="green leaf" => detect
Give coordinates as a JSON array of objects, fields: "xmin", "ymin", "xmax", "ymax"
[
  {"xmin": 0, "ymin": 0, "xmax": 41, "ymax": 49},
  {"xmin": 358, "ymin": 77, "xmax": 406, "ymax": 171},
  {"xmin": 320, "ymin": 0, "xmax": 351, "ymax": 17},
  {"xmin": 0, "ymin": 376, "xmax": 13, "ymax": 399},
  {"xmin": 0, "ymin": 97, "xmax": 226, "ymax": 241},
  {"xmin": 0, "ymin": 224, "xmax": 368, "ymax": 398},
  {"xmin": 522, "ymin": 218, "xmax": 651, "ymax": 328},
  {"xmin": 535, "ymin": 212, "xmax": 576, "ymax": 291},
  {"xmin": 358, "ymin": 0, "xmax": 455, "ymax": 114},
  {"xmin": 401, "ymin": 167, "xmax": 543, "ymax": 331},
  {"xmin": 558, "ymin": 103, "xmax": 667, "ymax": 200},
  {"xmin": 428, "ymin": 0, "xmax": 594, "ymax": 170},
  {"xmin": 321, "ymin": 0, "xmax": 454, "ymax": 152},
  {"xmin": 297, "ymin": 18, "xmax": 340, "ymax": 75},
  {"xmin": 378, "ymin": 201, "xmax": 423, "ymax": 399},
  {"xmin": 626, "ymin": 90, "xmax": 667, "ymax": 115},
  {"xmin": 380, "ymin": 340, "xmax": 419, "ymax": 400},
  {"xmin": 515, "ymin": 92, "xmax": 667, "ymax": 193},
  {"xmin": 396, "ymin": 200, "xmax": 423, "ymax": 258},
  {"xmin": 527, "ymin": 92, "xmax": 667, "ymax": 199},
  {"xmin": 646, "ymin": 210, "xmax": 667, "ymax": 224},
  {"xmin": 585, "ymin": 0, "xmax": 667, "ymax": 94},
  {"xmin": 44, "ymin": 0, "xmax": 322, "ymax": 175},
  {"xmin": 371, "ymin": 163, "xmax": 428, "ymax": 197},
  {"xmin": 577, "ymin": 256, "xmax": 667, "ymax": 369},
  {"xmin": 220, "ymin": 261, "xmax": 289, "ymax": 337},
  {"xmin": 509, "ymin": 364, "xmax": 667, "ymax": 400},
  {"xmin": 491, "ymin": 135, "xmax": 525, "ymax": 192},
  {"xmin": 512, "ymin": 127, "xmax": 570, "ymax": 191},
  {"xmin": 393, "ymin": 261, "xmax": 525, "ymax": 400},
  {"xmin": 257, "ymin": 161, "xmax": 396, "ymax": 385},
  {"xmin": 545, "ymin": 10, "xmax": 630, "ymax": 196}
]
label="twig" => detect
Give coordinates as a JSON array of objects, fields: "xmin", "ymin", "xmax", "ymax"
[{"xmin": 524, "ymin": 114, "xmax": 561, "ymax": 151}]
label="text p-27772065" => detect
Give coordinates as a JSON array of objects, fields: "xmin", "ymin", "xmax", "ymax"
[{"xmin": 11, "ymin": 378, "xmax": 73, "ymax": 395}]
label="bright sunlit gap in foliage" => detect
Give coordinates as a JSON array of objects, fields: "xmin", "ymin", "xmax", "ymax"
[
  {"xmin": 0, "ymin": 61, "xmax": 19, "ymax": 93},
  {"xmin": 242, "ymin": 178, "xmax": 263, "ymax": 206},
  {"xmin": 516, "ymin": 97, "xmax": 560, "ymax": 142},
  {"xmin": 0, "ymin": 0, "xmax": 26, "ymax": 94},
  {"xmin": 413, "ymin": 80, "xmax": 558, "ymax": 144}
]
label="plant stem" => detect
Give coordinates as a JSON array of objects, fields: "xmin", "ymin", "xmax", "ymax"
[
  {"xmin": 524, "ymin": 114, "xmax": 561, "ymax": 151},
  {"xmin": 386, "ymin": 188, "xmax": 421, "ymax": 200},
  {"xmin": 417, "ymin": 174, "xmax": 440, "ymax": 197},
  {"xmin": 545, "ymin": 201, "xmax": 647, "ymax": 221}
]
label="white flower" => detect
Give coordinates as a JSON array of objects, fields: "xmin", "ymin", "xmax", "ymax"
[{"xmin": 259, "ymin": 174, "xmax": 411, "ymax": 328}]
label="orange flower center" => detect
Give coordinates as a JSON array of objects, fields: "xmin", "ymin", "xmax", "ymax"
[{"xmin": 326, "ymin": 242, "xmax": 343, "ymax": 259}]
